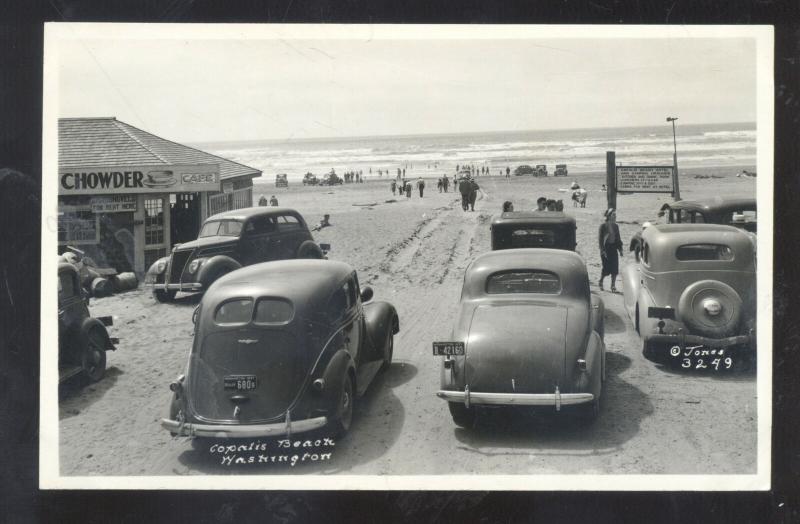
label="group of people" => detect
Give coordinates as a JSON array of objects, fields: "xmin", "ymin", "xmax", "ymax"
[
  {"xmin": 257, "ymin": 195, "xmax": 279, "ymax": 207},
  {"xmin": 390, "ymin": 177, "xmax": 426, "ymax": 198},
  {"xmin": 455, "ymin": 164, "xmax": 494, "ymax": 177},
  {"xmin": 457, "ymin": 176, "xmax": 482, "ymax": 211},
  {"xmin": 436, "ymin": 175, "xmax": 451, "ymax": 193},
  {"xmin": 343, "ymin": 171, "xmax": 364, "ymax": 183}
]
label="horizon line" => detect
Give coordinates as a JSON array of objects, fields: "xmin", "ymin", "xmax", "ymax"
[{"xmin": 188, "ymin": 120, "xmax": 756, "ymax": 147}]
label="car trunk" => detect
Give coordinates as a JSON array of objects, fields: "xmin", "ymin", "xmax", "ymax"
[
  {"xmin": 464, "ymin": 304, "xmax": 567, "ymax": 393},
  {"xmin": 188, "ymin": 328, "xmax": 307, "ymax": 423}
]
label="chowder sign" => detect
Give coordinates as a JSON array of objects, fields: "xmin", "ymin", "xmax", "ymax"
[{"xmin": 59, "ymin": 164, "xmax": 221, "ymax": 195}]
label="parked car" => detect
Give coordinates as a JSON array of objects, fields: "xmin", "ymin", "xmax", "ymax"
[
  {"xmin": 621, "ymin": 224, "xmax": 756, "ymax": 369},
  {"xmin": 630, "ymin": 198, "xmax": 756, "ymax": 260},
  {"xmin": 58, "ymin": 262, "xmax": 117, "ymax": 383},
  {"xmin": 275, "ymin": 173, "xmax": 288, "ymax": 188},
  {"xmin": 302, "ymin": 173, "xmax": 319, "ymax": 186},
  {"xmin": 161, "ymin": 260, "xmax": 399, "ymax": 438},
  {"xmin": 434, "ymin": 249, "xmax": 606, "ymax": 427},
  {"xmin": 491, "ymin": 211, "xmax": 577, "ymax": 251},
  {"xmin": 534, "ymin": 164, "xmax": 548, "ymax": 177},
  {"xmin": 145, "ymin": 207, "xmax": 329, "ymax": 302},
  {"xmin": 513, "ymin": 165, "xmax": 535, "ymax": 176},
  {"xmin": 554, "ymin": 164, "xmax": 568, "ymax": 177},
  {"xmin": 320, "ymin": 172, "xmax": 343, "ymax": 186}
]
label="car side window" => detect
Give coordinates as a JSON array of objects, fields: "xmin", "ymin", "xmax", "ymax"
[
  {"xmin": 276, "ymin": 215, "xmax": 302, "ymax": 231},
  {"xmin": 327, "ymin": 285, "xmax": 349, "ymax": 321},
  {"xmin": 246, "ymin": 216, "xmax": 276, "ymax": 235}
]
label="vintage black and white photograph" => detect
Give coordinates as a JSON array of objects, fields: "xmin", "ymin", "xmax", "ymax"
[{"xmin": 40, "ymin": 24, "xmax": 773, "ymax": 490}]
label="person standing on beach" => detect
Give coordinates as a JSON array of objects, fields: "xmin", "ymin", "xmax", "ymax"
[
  {"xmin": 468, "ymin": 178, "xmax": 482, "ymax": 211},
  {"xmin": 270, "ymin": 195, "xmax": 279, "ymax": 206},
  {"xmin": 442, "ymin": 174, "xmax": 449, "ymax": 193},
  {"xmin": 405, "ymin": 181, "xmax": 412, "ymax": 198},
  {"xmin": 458, "ymin": 177, "xmax": 471, "ymax": 211},
  {"xmin": 506, "ymin": 166, "xmax": 510, "ymax": 177},
  {"xmin": 258, "ymin": 195, "xmax": 268, "ymax": 206},
  {"xmin": 416, "ymin": 177, "xmax": 425, "ymax": 197},
  {"xmin": 390, "ymin": 180, "xmax": 397, "ymax": 195},
  {"xmin": 437, "ymin": 178, "xmax": 443, "ymax": 193},
  {"xmin": 598, "ymin": 208, "xmax": 624, "ymax": 292}
]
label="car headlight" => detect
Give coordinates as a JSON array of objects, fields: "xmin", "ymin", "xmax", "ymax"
[
  {"xmin": 155, "ymin": 260, "xmax": 167, "ymax": 274},
  {"xmin": 188, "ymin": 259, "xmax": 205, "ymax": 274}
]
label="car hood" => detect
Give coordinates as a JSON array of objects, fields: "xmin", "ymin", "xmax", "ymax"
[
  {"xmin": 464, "ymin": 303, "xmax": 567, "ymax": 394},
  {"xmin": 174, "ymin": 236, "xmax": 238, "ymax": 252}
]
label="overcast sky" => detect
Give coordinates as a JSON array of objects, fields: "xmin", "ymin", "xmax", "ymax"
[{"xmin": 56, "ymin": 33, "xmax": 757, "ymax": 143}]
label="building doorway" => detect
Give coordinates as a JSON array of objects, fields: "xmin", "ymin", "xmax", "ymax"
[
  {"xmin": 171, "ymin": 192, "xmax": 201, "ymax": 246},
  {"xmin": 144, "ymin": 196, "xmax": 169, "ymax": 270}
]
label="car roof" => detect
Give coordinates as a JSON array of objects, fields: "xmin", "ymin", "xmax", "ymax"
[
  {"xmin": 493, "ymin": 211, "xmax": 576, "ymax": 225},
  {"xmin": 463, "ymin": 248, "xmax": 588, "ymax": 300},
  {"xmin": 643, "ymin": 224, "xmax": 755, "ymax": 269},
  {"xmin": 204, "ymin": 259, "xmax": 353, "ymax": 305},
  {"xmin": 665, "ymin": 198, "xmax": 756, "ymax": 214},
  {"xmin": 205, "ymin": 206, "xmax": 301, "ymax": 222}
]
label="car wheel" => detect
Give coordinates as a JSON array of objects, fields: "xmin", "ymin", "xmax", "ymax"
[
  {"xmin": 448, "ymin": 402, "xmax": 477, "ymax": 429},
  {"xmin": 297, "ymin": 240, "xmax": 323, "ymax": 259},
  {"xmin": 154, "ymin": 289, "xmax": 177, "ymax": 303},
  {"xmin": 577, "ymin": 392, "xmax": 601, "ymax": 425},
  {"xmin": 330, "ymin": 375, "xmax": 354, "ymax": 437},
  {"xmin": 380, "ymin": 330, "xmax": 394, "ymax": 372},
  {"xmin": 82, "ymin": 328, "xmax": 107, "ymax": 382}
]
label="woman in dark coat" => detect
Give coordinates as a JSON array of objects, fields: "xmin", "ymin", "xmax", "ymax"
[{"xmin": 598, "ymin": 208, "xmax": 624, "ymax": 292}]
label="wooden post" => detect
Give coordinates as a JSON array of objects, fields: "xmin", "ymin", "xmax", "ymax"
[{"xmin": 606, "ymin": 151, "xmax": 617, "ymax": 211}]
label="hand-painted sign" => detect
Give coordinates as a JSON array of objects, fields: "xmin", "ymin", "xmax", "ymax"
[
  {"xmin": 616, "ymin": 166, "xmax": 674, "ymax": 193},
  {"xmin": 59, "ymin": 164, "xmax": 220, "ymax": 195},
  {"xmin": 90, "ymin": 195, "xmax": 137, "ymax": 213}
]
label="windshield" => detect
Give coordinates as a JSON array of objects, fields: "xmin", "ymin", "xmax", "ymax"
[
  {"xmin": 198, "ymin": 220, "xmax": 244, "ymax": 238},
  {"xmin": 486, "ymin": 270, "xmax": 561, "ymax": 294}
]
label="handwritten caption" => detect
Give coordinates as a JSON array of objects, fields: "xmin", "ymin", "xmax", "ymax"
[{"xmin": 209, "ymin": 438, "xmax": 335, "ymax": 467}]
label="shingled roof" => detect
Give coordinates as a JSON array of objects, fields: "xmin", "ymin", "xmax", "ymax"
[{"xmin": 58, "ymin": 117, "xmax": 261, "ymax": 181}]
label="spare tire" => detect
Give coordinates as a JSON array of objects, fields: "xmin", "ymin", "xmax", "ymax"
[
  {"xmin": 297, "ymin": 240, "xmax": 323, "ymax": 259},
  {"xmin": 677, "ymin": 280, "xmax": 742, "ymax": 338}
]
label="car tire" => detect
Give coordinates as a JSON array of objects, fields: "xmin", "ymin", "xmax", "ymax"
[
  {"xmin": 297, "ymin": 240, "xmax": 324, "ymax": 259},
  {"xmin": 380, "ymin": 330, "xmax": 394, "ymax": 372},
  {"xmin": 448, "ymin": 402, "xmax": 477, "ymax": 429},
  {"xmin": 577, "ymin": 395, "xmax": 600, "ymax": 425},
  {"xmin": 154, "ymin": 289, "xmax": 177, "ymax": 303},
  {"xmin": 82, "ymin": 328, "xmax": 107, "ymax": 382},
  {"xmin": 330, "ymin": 375, "xmax": 354, "ymax": 437}
]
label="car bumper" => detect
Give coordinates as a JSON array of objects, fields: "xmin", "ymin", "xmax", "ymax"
[
  {"xmin": 161, "ymin": 415, "xmax": 328, "ymax": 438},
  {"xmin": 437, "ymin": 389, "xmax": 593, "ymax": 411},
  {"xmin": 152, "ymin": 282, "xmax": 204, "ymax": 292},
  {"xmin": 643, "ymin": 333, "xmax": 754, "ymax": 364}
]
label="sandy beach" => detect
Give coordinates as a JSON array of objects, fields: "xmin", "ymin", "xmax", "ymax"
[{"xmin": 57, "ymin": 164, "xmax": 758, "ymax": 477}]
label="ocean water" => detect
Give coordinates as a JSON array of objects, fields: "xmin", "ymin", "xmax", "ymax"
[{"xmin": 196, "ymin": 122, "xmax": 756, "ymax": 182}]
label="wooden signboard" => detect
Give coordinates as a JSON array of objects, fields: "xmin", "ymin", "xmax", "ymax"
[{"xmin": 616, "ymin": 166, "xmax": 675, "ymax": 193}]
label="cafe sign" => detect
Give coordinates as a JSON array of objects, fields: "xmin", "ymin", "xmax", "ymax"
[
  {"xmin": 616, "ymin": 166, "xmax": 675, "ymax": 193},
  {"xmin": 59, "ymin": 163, "xmax": 221, "ymax": 195}
]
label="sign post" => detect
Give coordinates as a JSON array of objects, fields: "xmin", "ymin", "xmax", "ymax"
[{"xmin": 606, "ymin": 151, "xmax": 616, "ymax": 211}]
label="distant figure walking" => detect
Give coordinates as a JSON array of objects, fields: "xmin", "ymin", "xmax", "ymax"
[
  {"xmin": 572, "ymin": 188, "xmax": 588, "ymax": 208},
  {"xmin": 506, "ymin": 166, "xmax": 510, "ymax": 177},
  {"xmin": 416, "ymin": 177, "xmax": 425, "ymax": 197},
  {"xmin": 269, "ymin": 195, "xmax": 279, "ymax": 207},
  {"xmin": 258, "ymin": 195, "xmax": 268, "ymax": 206},
  {"xmin": 442, "ymin": 174, "xmax": 449, "ymax": 193},
  {"xmin": 598, "ymin": 208, "xmax": 624, "ymax": 292},
  {"xmin": 405, "ymin": 182, "xmax": 412, "ymax": 198},
  {"xmin": 390, "ymin": 180, "xmax": 397, "ymax": 195},
  {"xmin": 458, "ymin": 177, "xmax": 472, "ymax": 211},
  {"xmin": 437, "ymin": 178, "xmax": 443, "ymax": 193}
]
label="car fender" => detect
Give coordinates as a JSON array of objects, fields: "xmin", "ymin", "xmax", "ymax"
[
  {"xmin": 590, "ymin": 293, "xmax": 605, "ymax": 340},
  {"xmin": 321, "ymin": 349, "xmax": 355, "ymax": 409},
  {"xmin": 79, "ymin": 317, "xmax": 114, "ymax": 351},
  {"xmin": 574, "ymin": 331, "xmax": 603, "ymax": 397},
  {"xmin": 364, "ymin": 301, "xmax": 399, "ymax": 338},
  {"xmin": 144, "ymin": 256, "xmax": 170, "ymax": 282},
  {"xmin": 197, "ymin": 255, "xmax": 242, "ymax": 287},
  {"xmin": 621, "ymin": 262, "xmax": 640, "ymax": 321}
]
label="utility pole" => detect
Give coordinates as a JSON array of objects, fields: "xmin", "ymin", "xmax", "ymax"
[{"xmin": 666, "ymin": 116, "xmax": 681, "ymax": 201}]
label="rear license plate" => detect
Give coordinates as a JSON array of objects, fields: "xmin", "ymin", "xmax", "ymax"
[
  {"xmin": 433, "ymin": 341, "xmax": 465, "ymax": 356},
  {"xmin": 224, "ymin": 375, "xmax": 258, "ymax": 391}
]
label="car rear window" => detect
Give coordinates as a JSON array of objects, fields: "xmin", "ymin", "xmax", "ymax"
[
  {"xmin": 486, "ymin": 270, "xmax": 561, "ymax": 294},
  {"xmin": 215, "ymin": 298, "xmax": 254, "ymax": 324},
  {"xmin": 254, "ymin": 298, "xmax": 294, "ymax": 324},
  {"xmin": 676, "ymin": 244, "xmax": 734, "ymax": 261},
  {"xmin": 510, "ymin": 229, "xmax": 555, "ymax": 248}
]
